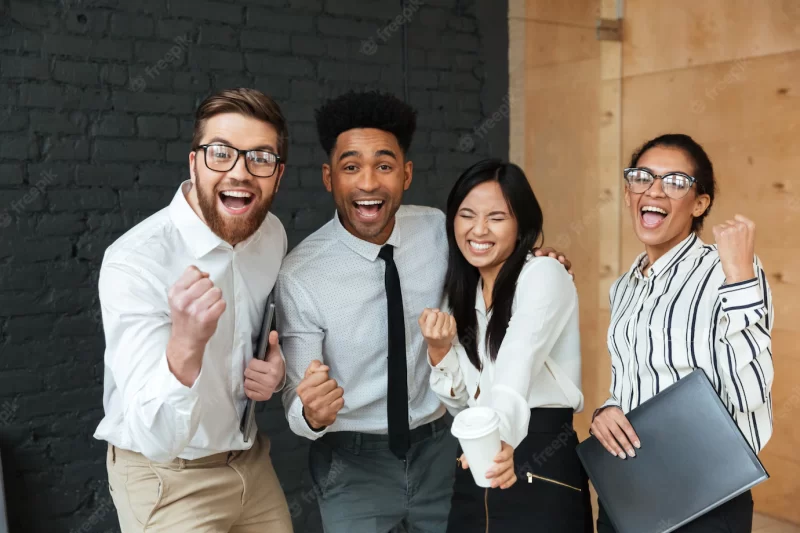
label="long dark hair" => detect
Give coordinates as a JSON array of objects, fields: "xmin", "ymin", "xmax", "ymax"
[
  {"xmin": 445, "ymin": 159, "xmax": 544, "ymax": 370},
  {"xmin": 629, "ymin": 133, "xmax": 716, "ymax": 232}
]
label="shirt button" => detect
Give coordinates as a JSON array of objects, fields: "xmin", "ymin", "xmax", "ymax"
[{"xmin": 722, "ymin": 297, "xmax": 728, "ymax": 303}]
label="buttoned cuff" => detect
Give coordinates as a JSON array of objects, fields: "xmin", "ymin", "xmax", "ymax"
[
  {"xmin": 719, "ymin": 278, "xmax": 762, "ymax": 312},
  {"xmin": 429, "ymin": 346, "xmax": 459, "ymax": 373},
  {"xmin": 288, "ymin": 397, "xmax": 330, "ymax": 441}
]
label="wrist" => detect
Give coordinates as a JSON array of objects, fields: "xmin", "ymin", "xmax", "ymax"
[
  {"xmin": 428, "ymin": 345, "xmax": 451, "ymax": 365},
  {"xmin": 592, "ymin": 405, "xmax": 616, "ymax": 422},
  {"xmin": 723, "ymin": 262, "xmax": 755, "ymax": 285},
  {"xmin": 302, "ymin": 407, "xmax": 326, "ymax": 432},
  {"xmin": 166, "ymin": 336, "xmax": 205, "ymax": 387}
]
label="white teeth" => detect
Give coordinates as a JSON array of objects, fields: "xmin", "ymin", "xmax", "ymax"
[
  {"xmin": 469, "ymin": 241, "xmax": 493, "ymax": 251},
  {"xmin": 221, "ymin": 191, "xmax": 253, "ymax": 198},
  {"xmin": 642, "ymin": 206, "xmax": 667, "ymax": 215},
  {"xmin": 355, "ymin": 200, "xmax": 383, "ymax": 206}
]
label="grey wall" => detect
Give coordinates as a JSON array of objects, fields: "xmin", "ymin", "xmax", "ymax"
[{"xmin": 0, "ymin": 0, "xmax": 509, "ymax": 531}]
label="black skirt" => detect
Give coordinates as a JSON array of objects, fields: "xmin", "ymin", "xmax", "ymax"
[{"xmin": 447, "ymin": 408, "xmax": 593, "ymax": 533}]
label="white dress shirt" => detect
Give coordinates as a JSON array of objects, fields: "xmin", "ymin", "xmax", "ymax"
[
  {"xmin": 429, "ymin": 255, "xmax": 584, "ymax": 449},
  {"xmin": 602, "ymin": 233, "xmax": 774, "ymax": 452},
  {"xmin": 93, "ymin": 181, "xmax": 287, "ymax": 462},
  {"xmin": 276, "ymin": 206, "xmax": 448, "ymax": 440}
]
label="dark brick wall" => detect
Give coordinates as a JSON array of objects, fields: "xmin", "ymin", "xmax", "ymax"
[{"xmin": 0, "ymin": 0, "xmax": 509, "ymax": 531}]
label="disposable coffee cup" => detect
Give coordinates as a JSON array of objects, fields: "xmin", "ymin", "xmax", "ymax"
[{"xmin": 451, "ymin": 407, "xmax": 502, "ymax": 488}]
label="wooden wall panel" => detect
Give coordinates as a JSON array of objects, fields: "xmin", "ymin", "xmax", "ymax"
[
  {"xmin": 622, "ymin": 0, "xmax": 800, "ymax": 78},
  {"xmin": 519, "ymin": 6, "xmax": 603, "ymax": 438},
  {"xmin": 524, "ymin": 0, "xmax": 599, "ymax": 26},
  {"xmin": 524, "ymin": 22, "xmax": 599, "ymax": 67},
  {"xmin": 619, "ymin": 51, "xmax": 800, "ymax": 266},
  {"xmin": 514, "ymin": 0, "xmax": 800, "ymax": 523},
  {"xmin": 765, "ymin": 335, "xmax": 800, "ymax": 462},
  {"xmin": 753, "ymin": 454, "xmax": 800, "ymax": 523}
]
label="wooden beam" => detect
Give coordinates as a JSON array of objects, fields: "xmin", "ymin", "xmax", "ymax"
[{"xmin": 598, "ymin": 0, "xmax": 623, "ymax": 309}]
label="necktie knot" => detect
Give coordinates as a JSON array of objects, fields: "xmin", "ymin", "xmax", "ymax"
[{"xmin": 378, "ymin": 244, "xmax": 394, "ymax": 262}]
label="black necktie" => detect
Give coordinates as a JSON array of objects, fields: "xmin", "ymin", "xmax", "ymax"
[{"xmin": 378, "ymin": 245, "xmax": 410, "ymax": 459}]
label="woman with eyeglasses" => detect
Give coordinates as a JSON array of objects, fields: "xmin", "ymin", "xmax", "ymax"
[{"xmin": 591, "ymin": 134, "xmax": 774, "ymax": 533}]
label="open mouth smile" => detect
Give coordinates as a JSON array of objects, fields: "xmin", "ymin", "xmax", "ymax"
[
  {"xmin": 640, "ymin": 205, "xmax": 668, "ymax": 229},
  {"xmin": 218, "ymin": 190, "xmax": 256, "ymax": 215},
  {"xmin": 468, "ymin": 240, "xmax": 495, "ymax": 255},
  {"xmin": 353, "ymin": 199, "xmax": 385, "ymax": 221}
]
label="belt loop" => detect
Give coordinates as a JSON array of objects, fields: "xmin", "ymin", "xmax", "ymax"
[
  {"xmin": 178, "ymin": 457, "xmax": 186, "ymax": 470},
  {"xmin": 111, "ymin": 445, "xmax": 116, "ymax": 464},
  {"xmin": 353, "ymin": 433, "xmax": 362, "ymax": 455}
]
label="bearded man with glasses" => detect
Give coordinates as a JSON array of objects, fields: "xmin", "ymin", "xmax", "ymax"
[{"xmin": 94, "ymin": 88, "xmax": 294, "ymax": 533}]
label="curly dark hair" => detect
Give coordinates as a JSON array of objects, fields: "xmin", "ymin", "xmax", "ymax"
[{"xmin": 314, "ymin": 90, "xmax": 417, "ymax": 157}]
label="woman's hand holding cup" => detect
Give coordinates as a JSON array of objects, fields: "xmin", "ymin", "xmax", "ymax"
[{"xmin": 485, "ymin": 441, "xmax": 516, "ymax": 489}]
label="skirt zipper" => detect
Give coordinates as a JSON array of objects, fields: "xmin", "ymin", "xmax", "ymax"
[
  {"xmin": 484, "ymin": 487, "xmax": 489, "ymax": 533},
  {"xmin": 526, "ymin": 472, "xmax": 582, "ymax": 492}
]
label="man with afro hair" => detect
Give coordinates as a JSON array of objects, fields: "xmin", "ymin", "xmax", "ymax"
[{"xmin": 275, "ymin": 90, "xmax": 571, "ymax": 532}]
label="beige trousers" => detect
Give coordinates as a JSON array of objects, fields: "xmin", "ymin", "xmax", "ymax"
[{"xmin": 106, "ymin": 434, "xmax": 293, "ymax": 533}]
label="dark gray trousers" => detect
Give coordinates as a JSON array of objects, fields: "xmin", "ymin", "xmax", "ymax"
[{"xmin": 309, "ymin": 417, "xmax": 458, "ymax": 533}]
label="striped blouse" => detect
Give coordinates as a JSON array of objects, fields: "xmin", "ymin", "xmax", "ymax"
[{"xmin": 601, "ymin": 233, "xmax": 774, "ymax": 452}]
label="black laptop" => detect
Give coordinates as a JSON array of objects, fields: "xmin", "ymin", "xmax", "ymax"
[{"xmin": 576, "ymin": 369, "xmax": 768, "ymax": 533}]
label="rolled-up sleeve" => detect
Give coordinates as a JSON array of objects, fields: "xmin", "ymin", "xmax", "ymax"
[
  {"xmin": 99, "ymin": 262, "xmax": 205, "ymax": 463},
  {"xmin": 429, "ymin": 345, "xmax": 469, "ymax": 415}
]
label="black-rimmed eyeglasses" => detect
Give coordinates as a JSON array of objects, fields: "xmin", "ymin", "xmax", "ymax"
[
  {"xmin": 197, "ymin": 143, "xmax": 282, "ymax": 178},
  {"xmin": 623, "ymin": 167, "xmax": 697, "ymax": 199}
]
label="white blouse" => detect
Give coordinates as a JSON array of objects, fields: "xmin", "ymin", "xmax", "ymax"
[{"xmin": 429, "ymin": 255, "xmax": 584, "ymax": 449}]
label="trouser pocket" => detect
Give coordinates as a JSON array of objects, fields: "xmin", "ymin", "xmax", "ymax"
[{"xmin": 124, "ymin": 462, "xmax": 165, "ymax": 527}]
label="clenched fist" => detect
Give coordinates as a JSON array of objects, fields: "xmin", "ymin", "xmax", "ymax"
[
  {"xmin": 244, "ymin": 331, "xmax": 286, "ymax": 402},
  {"xmin": 297, "ymin": 360, "xmax": 344, "ymax": 431},
  {"xmin": 166, "ymin": 266, "xmax": 226, "ymax": 387},
  {"xmin": 713, "ymin": 214, "xmax": 756, "ymax": 285},
  {"xmin": 418, "ymin": 308, "xmax": 457, "ymax": 366}
]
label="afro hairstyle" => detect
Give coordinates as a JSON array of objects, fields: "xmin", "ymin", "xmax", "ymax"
[{"xmin": 314, "ymin": 90, "xmax": 417, "ymax": 158}]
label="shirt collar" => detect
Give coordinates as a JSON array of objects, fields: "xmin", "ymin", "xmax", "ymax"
[
  {"xmin": 332, "ymin": 209, "xmax": 402, "ymax": 261},
  {"xmin": 629, "ymin": 233, "xmax": 704, "ymax": 281},
  {"xmin": 169, "ymin": 180, "xmax": 257, "ymax": 259}
]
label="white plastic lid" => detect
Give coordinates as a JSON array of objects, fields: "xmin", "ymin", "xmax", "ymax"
[{"xmin": 451, "ymin": 407, "xmax": 500, "ymax": 440}]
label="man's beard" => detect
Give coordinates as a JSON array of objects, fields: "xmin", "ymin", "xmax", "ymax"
[{"xmin": 195, "ymin": 171, "xmax": 274, "ymax": 245}]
